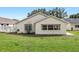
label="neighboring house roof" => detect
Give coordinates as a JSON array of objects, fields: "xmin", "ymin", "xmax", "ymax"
[
  {"xmin": 16, "ymin": 12, "xmax": 48, "ymax": 24},
  {"xmin": 34, "ymin": 15, "xmax": 68, "ymax": 24},
  {"xmin": 64, "ymin": 18, "xmax": 79, "ymax": 23},
  {"xmin": 0, "ymin": 17, "xmax": 18, "ymax": 25}
]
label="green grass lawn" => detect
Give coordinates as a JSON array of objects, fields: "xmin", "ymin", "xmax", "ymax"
[
  {"xmin": 0, "ymin": 32, "xmax": 79, "ymax": 52},
  {"xmin": 68, "ymin": 31, "xmax": 79, "ymax": 35}
]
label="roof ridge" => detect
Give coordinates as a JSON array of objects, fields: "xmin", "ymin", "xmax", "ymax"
[
  {"xmin": 16, "ymin": 12, "xmax": 48, "ymax": 24},
  {"xmin": 0, "ymin": 17, "xmax": 12, "ymax": 20},
  {"xmin": 0, "ymin": 17, "xmax": 19, "ymax": 22},
  {"xmin": 34, "ymin": 15, "xmax": 68, "ymax": 24}
]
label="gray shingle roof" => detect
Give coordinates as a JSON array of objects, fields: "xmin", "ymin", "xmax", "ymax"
[
  {"xmin": 64, "ymin": 18, "xmax": 79, "ymax": 23},
  {"xmin": 0, "ymin": 17, "xmax": 18, "ymax": 24},
  {"xmin": 16, "ymin": 12, "xmax": 68, "ymax": 24},
  {"xmin": 35, "ymin": 15, "xmax": 68, "ymax": 24},
  {"xmin": 16, "ymin": 12, "xmax": 48, "ymax": 24}
]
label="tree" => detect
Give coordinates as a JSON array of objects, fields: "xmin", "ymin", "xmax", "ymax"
[
  {"xmin": 50, "ymin": 7, "xmax": 67, "ymax": 18},
  {"xmin": 27, "ymin": 8, "xmax": 47, "ymax": 17},
  {"xmin": 27, "ymin": 7, "xmax": 68, "ymax": 18},
  {"xmin": 69, "ymin": 13, "xmax": 79, "ymax": 18}
]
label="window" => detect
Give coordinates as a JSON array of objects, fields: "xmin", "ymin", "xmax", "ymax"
[
  {"xmin": 29, "ymin": 24, "xmax": 32, "ymax": 30},
  {"xmin": 1, "ymin": 24, "xmax": 3, "ymax": 26},
  {"xmin": 54, "ymin": 24, "xmax": 60, "ymax": 30},
  {"xmin": 6, "ymin": 24, "xmax": 9, "ymax": 26},
  {"xmin": 42, "ymin": 25, "xmax": 47, "ymax": 30},
  {"xmin": 24, "ymin": 24, "xmax": 32, "ymax": 30},
  {"xmin": 42, "ymin": 24, "xmax": 60, "ymax": 30},
  {"xmin": 75, "ymin": 25, "xmax": 79, "ymax": 28},
  {"xmin": 48, "ymin": 25, "xmax": 53, "ymax": 30}
]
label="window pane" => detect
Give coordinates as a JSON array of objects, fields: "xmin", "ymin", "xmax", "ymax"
[
  {"xmin": 29, "ymin": 24, "xmax": 32, "ymax": 30},
  {"xmin": 55, "ymin": 25, "xmax": 60, "ymax": 30},
  {"xmin": 1, "ymin": 24, "xmax": 3, "ymax": 26},
  {"xmin": 24, "ymin": 24, "xmax": 32, "ymax": 30},
  {"xmin": 48, "ymin": 25, "xmax": 53, "ymax": 30},
  {"xmin": 48, "ymin": 24, "xmax": 60, "ymax": 30},
  {"xmin": 24, "ymin": 24, "xmax": 29, "ymax": 30},
  {"xmin": 75, "ymin": 25, "xmax": 79, "ymax": 28},
  {"xmin": 42, "ymin": 25, "xmax": 47, "ymax": 30},
  {"xmin": 6, "ymin": 24, "xmax": 9, "ymax": 26},
  {"xmin": 42, "ymin": 24, "xmax": 60, "ymax": 30}
]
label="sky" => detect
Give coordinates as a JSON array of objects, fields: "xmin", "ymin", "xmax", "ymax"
[{"xmin": 0, "ymin": 7, "xmax": 79, "ymax": 20}]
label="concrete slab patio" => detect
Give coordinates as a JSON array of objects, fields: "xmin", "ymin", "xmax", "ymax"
[{"xmin": 66, "ymin": 32, "xmax": 74, "ymax": 36}]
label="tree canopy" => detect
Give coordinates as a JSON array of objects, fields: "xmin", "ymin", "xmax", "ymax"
[
  {"xmin": 27, "ymin": 7, "xmax": 68, "ymax": 18},
  {"xmin": 69, "ymin": 13, "xmax": 79, "ymax": 18}
]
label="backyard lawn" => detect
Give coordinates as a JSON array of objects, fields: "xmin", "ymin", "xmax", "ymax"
[
  {"xmin": 68, "ymin": 30, "xmax": 79, "ymax": 35},
  {"xmin": 0, "ymin": 31, "xmax": 79, "ymax": 52}
]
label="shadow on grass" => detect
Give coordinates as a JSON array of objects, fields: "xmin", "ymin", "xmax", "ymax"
[{"xmin": 7, "ymin": 32, "xmax": 67, "ymax": 37}]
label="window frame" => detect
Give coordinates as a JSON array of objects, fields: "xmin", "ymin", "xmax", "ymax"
[
  {"xmin": 24, "ymin": 24, "xmax": 32, "ymax": 30},
  {"xmin": 41, "ymin": 24, "xmax": 47, "ymax": 30},
  {"xmin": 41, "ymin": 24, "xmax": 61, "ymax": 30},
  {"xmin": 75, "ymin": 25, "xmax": 79, "ymax": 28}
]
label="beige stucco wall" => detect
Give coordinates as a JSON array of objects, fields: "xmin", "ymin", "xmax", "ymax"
[
  {"xmin": 66, "ymin": 23, "xmax": 71, "ymax": 30},
  {"xmin": 66, "ymin": 23, "xmax": 79, "ymax": 30},
  {"xmin": 71, "ymin": 23, "xmax": 79, "ymax": 30},
  {"xmin": 35, "ymin": 17, "xmax": 67, "ymax": 35},
  {"xmin": 16, "ymin": 14, "xmax": 46, "ymax": 33}
]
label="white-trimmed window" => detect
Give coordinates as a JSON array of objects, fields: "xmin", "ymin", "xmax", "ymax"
[
  {"xmin": 42, "ymin": 24, "xmax": 60, "ymax": 30},
  {"xmin": 75, "ymin": 25, "xmax": 79, "ymax": 28},
  {"xmin": 42, "ymin": 25, "xmax": 47, "ymax": 30},
  {"xmin": 1, "ymin": 24, "xmax": 3, "ymax": 26},
  {"xmin": 24, "ymin": 24, "xmax": 32, "ymax": 30},
  {"xmin": 6, "ymin": 24, "xmax": 9, "ymax": 26}
]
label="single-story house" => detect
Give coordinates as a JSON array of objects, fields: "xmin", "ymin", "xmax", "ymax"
[
  {"xmin": 64, "ymin": 18, "xmax": 79, "ymax": 30},
  {"xmin": 0, "ymin": 17, "xmax": 18, "ymax": 32},
  {"xmin": 16, "ymin": 12, "xmax": 68, "ymax": 35}
]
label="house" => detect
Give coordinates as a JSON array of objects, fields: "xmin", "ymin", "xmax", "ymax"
[
  {"xmin": 0, "ymin": 17, "xmax": 18, "ymax": 32},
  {"xmin": 16, "ymin": 12, "xmax": 68, "ymax": 35},
  {"xmin": 64, "ymin": 18, "xmax": 79, "ymax": 30}
]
